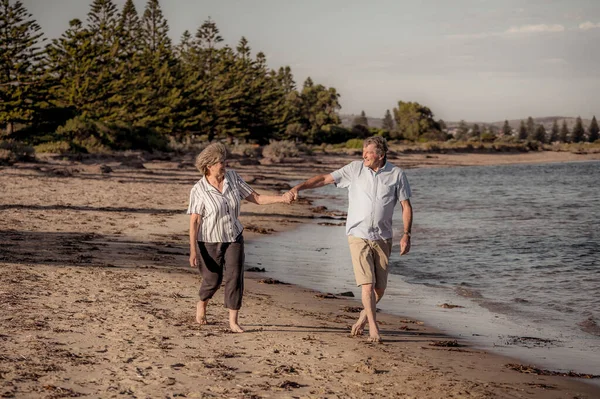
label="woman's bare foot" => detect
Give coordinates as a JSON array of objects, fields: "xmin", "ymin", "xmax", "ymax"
[
  {"xmin": 196, "ymin": 300, "xmax": 208, "ymax": 325},
  {"xmin": 228, "ymin": 309, "xmax": 244, "ymax": 333}
]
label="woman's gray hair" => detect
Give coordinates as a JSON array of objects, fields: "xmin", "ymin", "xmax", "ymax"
[
  {"xmin": 363, "ymin": 136, "xmax": 388, "ymax": 157},
  {"xmin": 195, "ymin": 142, "xmax": 227, "ymax": 176}
]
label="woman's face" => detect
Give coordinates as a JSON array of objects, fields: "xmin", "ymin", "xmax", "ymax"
[{"xmin": 207, "ymin": 160, "xmax": 226, "ymax": 178}]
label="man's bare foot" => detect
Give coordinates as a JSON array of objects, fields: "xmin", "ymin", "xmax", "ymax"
[
  {"xmin": 196, "ymin": 301, "xmax": 208, "ymax": 325},
  {"xmin": 368, "ymin": 333, "xmax": 382, "ymax": 343},
  {"xmin": 229, "ymin": 323, "xmax": 244, "ymax": 333},
  {"xmin": 351, "ymin": 311, "xmax": 367, "ymax": 336}
]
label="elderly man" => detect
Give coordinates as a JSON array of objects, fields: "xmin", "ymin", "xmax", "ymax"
[{"xmin": 289, "ymin": 136, "xmax": 412, "ymax": 342}]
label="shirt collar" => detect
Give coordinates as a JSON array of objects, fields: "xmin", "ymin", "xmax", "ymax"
[
  {"xmin": 363, "ymin": 160, "xmax": 390, "ymax": 174},
  {"xmin": 201, "ymin": 173, "xmax": 230, "ymax": 194}
]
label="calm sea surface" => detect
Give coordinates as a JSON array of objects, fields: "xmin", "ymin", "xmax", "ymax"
[{"xmin": 246, "ymin": 160, "xmax": 600, "ymax": 375}]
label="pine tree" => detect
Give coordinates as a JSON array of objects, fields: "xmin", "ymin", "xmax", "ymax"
[
  {"xmin": 45, "ymin": 19, "xmax": 94, "ymax": 112},
  {"xmin": 526, "ymin": 116, "xmax": 535, "ymax": 139},
  {"xmin": 108, "ymin": 0, "xmax": 143, "ymax": 124},
  {"xmin": 382, "ymin": 109, "xmax": 394, "ymax": 132},
  {"xmin": 571, "ymin": 117, "xmax": 585, "ymax": 143},
  {"xmin": 185, "ymin": 17, "xmax": 226, "ymax": 140},
  {"xmin": 548, "ymin": 120, "xmax": 559, "ymax": 143},
  {"xmin": 559, "ymin": 120, "xmax": 569, "ymax": 143},
  {"xmin": 502, "ymin": 120, "xmax": 512, "ymax": 136},
  {"xmin": 518, "ymin": 120, "xmax": 527, "ymax": 140},
  {"xmin": 135, "ymin": 0, "xmax": 180, "ymax": 132},
  {"xmin": 0, "ymin": 0, "xmax": 46, "ymax": 136},
  {"xmin": 84, "ymin": 0, "xmax": 120, "ymax": 120},
  {"xmin": 588, "ymin": 116, "xmax": 599, "ymax": 143},
  {"xmin": 534, "ymin": 124, "xmax": 546, "ymax": 143},
  {"xmin": 275, "ymin": 66, "xmax": 302, "ymax": 137},
  {"xmin": 352, "ymin": 110, "xmax": 368, "ymax": 127}
]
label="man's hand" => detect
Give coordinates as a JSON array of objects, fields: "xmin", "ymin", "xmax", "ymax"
[
  {"xmin": 400, "ymin": 235, "xmax": 411, "ymax": 256},
  {"xmin": 289, "ymin": 188, "xmax": 298, "ymax": 201},
  {"xmin": 189, "ymin": 251, "xmax": 198, "ymax": 268},
  {"xmin": 282, "ymin": 191, "xmax": 294, "ymax": 204}
]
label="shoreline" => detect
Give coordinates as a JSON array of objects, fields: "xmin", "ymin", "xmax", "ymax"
[{"xmin": 1, "ymin": 152, "xmax": 599, "ymax": 397}]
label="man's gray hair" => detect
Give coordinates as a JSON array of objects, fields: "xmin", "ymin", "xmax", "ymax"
[
  {"xmin": 195, "ymin": 142, "xmax": 227, "ymax": 176},
  {"xmin": 363, "ymin": 136, "xmax": 388, "ymax": 157}
]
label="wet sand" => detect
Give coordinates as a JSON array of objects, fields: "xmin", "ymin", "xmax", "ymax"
[{"xmin": 1, "ymin": 150, "xmax": 600, "ymax": 398}]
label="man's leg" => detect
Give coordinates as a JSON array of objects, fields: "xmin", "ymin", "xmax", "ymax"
[
  {"xmin": 361, "ymin": 283, "xmax": 382, "ymax": 342},
  {"xmin": 351, "ymin": 286, "xmax": 385, "ymax": 336},
  {"xmin": 351, "ymin": 238, "xmax": 391, "ymax": 338}
]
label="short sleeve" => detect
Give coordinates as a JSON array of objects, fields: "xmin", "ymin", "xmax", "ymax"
[
  {"xmin": 397, "ymin": 171, "xmax": 412, "ymax": 202},
  {"xmin": 233, "ymin": 171, "xmax": 254, "ymax": 200},
  {"xmin": 187, "ymin": 186, "xmax": 204, "ymax": 215},
  {"xmin": 331, "ymin": 161, "xmax": 358, "ymax": 189}
]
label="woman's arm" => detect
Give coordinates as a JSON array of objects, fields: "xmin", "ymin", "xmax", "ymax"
[
  {"xmin": 189, "ymin": 213, "xmax": 201, "ymax": 267},
  {"xmin": 244, "ymin": 191, "xmax": 293, "ymax": 205}
]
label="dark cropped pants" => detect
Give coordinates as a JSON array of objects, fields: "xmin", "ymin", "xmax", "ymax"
[{"xmin": 196, "ymin": 234, "xmax": 245, "ymax": 310}]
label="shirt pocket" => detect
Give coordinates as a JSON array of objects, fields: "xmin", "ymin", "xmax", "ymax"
[{"xmin": 378, "ymin": 182, "xmax": 397, "ymax": 202}]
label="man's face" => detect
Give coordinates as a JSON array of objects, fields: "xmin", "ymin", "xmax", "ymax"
[{"xmin": 362, "ymin": 143, "xmax": 384, "ymax": 169}]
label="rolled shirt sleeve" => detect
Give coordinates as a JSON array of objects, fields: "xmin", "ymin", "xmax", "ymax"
[
  {"xmin": 397, "ymin": 171, "xmax": 412, "ymax": 202},
  {"xmin": 233, "ymin": 171, "xmax": 254, "ymax": 199},
  {"xmin": 187, "ymin": 186, "xmax": 204, "ymax": 215}
]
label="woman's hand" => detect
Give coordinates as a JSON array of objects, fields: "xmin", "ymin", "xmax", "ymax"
[{"xmin": 189, "ymin": 250, "xmax": 198, "ymax": 268}]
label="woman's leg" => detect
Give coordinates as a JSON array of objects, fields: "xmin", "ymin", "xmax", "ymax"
[
  {"xmin": 196, "ymin": 241, "xmax": 224, "ymax": 325},
  {"xmin": 222, "ymin": 235, "xmax": 245, "ymax": 332}
]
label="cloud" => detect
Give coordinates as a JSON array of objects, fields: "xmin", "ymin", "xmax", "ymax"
[
  {"xmin": 579, "ymin": 21, "xmax": 600, "ymax": 30},
  {"xmin": 446, "ymin": 23, "xmax": 566, "ymax": 40},
  {"xmin": 505, "ymin": 24, "xmax": 565, "ymax": 34}
]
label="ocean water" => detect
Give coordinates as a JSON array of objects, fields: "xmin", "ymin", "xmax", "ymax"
[{"xmin": 245, "ymin": 160, "xmax": 600, "ymax": 375}]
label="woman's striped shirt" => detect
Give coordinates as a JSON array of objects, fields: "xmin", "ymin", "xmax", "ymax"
[{"xmin": 187, "ymin": 170, "xmax": 254, "ymax": 243}]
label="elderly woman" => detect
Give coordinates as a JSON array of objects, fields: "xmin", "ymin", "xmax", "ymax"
[{"xmin": 187, "ymin": 143, "xmax": 292, "ymax": 333}]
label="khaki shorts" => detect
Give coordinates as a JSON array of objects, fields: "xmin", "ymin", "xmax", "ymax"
[{"xmin": 347, "ymin": 235, "xmax": 393, "ymax": 290}]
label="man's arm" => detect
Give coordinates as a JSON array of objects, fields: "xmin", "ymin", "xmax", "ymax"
[
  {"xmin": 290, "ymin": 174, "xmax": 335, "ymax": 199},
  {"xmin": 399, "ymin": 199, "xmax": 412, "ymax": 256},
  {"xmin": 189, "ymin": 214, "xmax": 201, "ymax": 267}
]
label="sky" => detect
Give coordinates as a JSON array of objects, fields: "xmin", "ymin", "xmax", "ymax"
[{"xmin": 21, "ymin": 0, "xmax": 600, "ymax": 122}]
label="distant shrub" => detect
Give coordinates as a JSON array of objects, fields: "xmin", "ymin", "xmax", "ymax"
[
  {"xmin": 34, "ymin": 141, "xmax": 72, "ymax": 154},
  {"xmin": 55, "ymin": 117, "xmax": 168, "ymax": 152},
  {"xmin": 481, "ymin": 133, "xmax": 497, "ymax": 142},
  {"xmin": 0, "ymin": 140, "xmax": 35, "ymax": 165},
  {"xmin": 262, "ymin": 140, "xmax": 299, "ymax": 162},
  {"xmin": 422, "ymin": 142, "xmax": 440, "ymax": 152},
  {"xmin": 345, "ymin": 138, "xmax": 364, "ymax": 149},
  {"xmin": 167, "ymin": 136, "xmax": 208, "ymax": 154},
  {"xmin": 231, "ymin": 143, "xmax": 262, "ymax": 158}
]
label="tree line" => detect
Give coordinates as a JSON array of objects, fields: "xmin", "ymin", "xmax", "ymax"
[
  {"xmin": 1, "ymin": 0, "xmax": 598, "ymax": 153},
  {"xmin": 0, "ymin": 0, "xmax": 343, "ymax": 151}
]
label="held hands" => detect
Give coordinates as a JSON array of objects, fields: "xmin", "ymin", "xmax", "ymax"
[
  {"xmin": 400, "ymin": 234, "xmax": 411, "ymax": 256},
  {"xmin": 282, "ymin": 188, "xmax": 299, "ymax": 204},
  {"xmin": 282, "ymin": 191, "xmax": 295, "ymax": 204}
]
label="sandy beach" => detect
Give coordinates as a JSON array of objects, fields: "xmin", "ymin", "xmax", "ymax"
[{"xmin": 1, "ymin": 150, "xmax": 600, "ymax": 398}]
